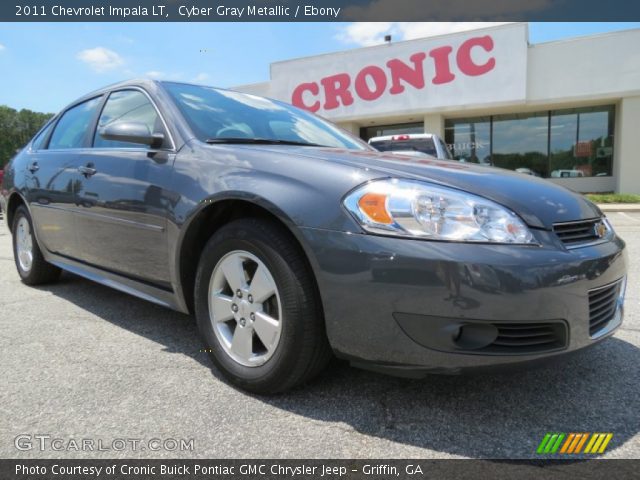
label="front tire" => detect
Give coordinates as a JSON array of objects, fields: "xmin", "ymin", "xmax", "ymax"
[
  {"xmin": 12, "ymin": 205, "xmax": 61, "ymax": 285},
  {"xmin": 194, "ymin": 218, "xmax": 331, "ymax": 394}
]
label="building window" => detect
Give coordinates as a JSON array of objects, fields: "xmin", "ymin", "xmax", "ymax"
[
  {"xmin": 549, "ymin": 106, "xmax": 614, "ymax": 178},
  {"xmin": 444, "ymin": 105, "xmax": 615, "ymax": 179},
  {"xmin": 444, "ymin": 117, "xmax": 491, "ymax": 165},
  {"xmin": 492, "ymin": 112, "xmax": 549, "ymax": 177},
  {"xmin": 360, "ymin": 121, "xmax": 424, "ymax": 142}
]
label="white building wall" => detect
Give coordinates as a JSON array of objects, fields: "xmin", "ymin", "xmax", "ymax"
[
  {"xmin": 232, "ymin": 27, "xmax": 640, "ymax": 193},
  {"xmin": 616, "ymin": 96, "xmax": 640, "ymax": 194},
  {"xmin": 527, "ymin": 30, "xmax": 640, "ymax": 105},
  {"xmin": 423, "ymin": 114, "xmax": 444, "ymax": 137},
  {"xmin": 548, "ymin": 175, "xmax": 616, "ymax": 193},
  {"xmin": 232, "ymin": 82, "xmax": 271, "ymax": 97},
  {"xmin": 336, "ymin": 122, "xmax": 360, "ymax": 136}
]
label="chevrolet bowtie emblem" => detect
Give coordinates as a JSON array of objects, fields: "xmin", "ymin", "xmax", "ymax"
[{"xmin": 594, "ymin": 221, "xmax": 608, "ymax": 238}]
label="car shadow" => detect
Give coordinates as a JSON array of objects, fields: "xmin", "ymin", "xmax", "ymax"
[{"xmin": 36, "ymin": 272, "xmax": 639, "ymax": 458}]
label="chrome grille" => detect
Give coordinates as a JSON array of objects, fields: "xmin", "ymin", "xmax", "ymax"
[{"xmin": 553, "ymin": 218, "xmax": 607, "ymax": 247}]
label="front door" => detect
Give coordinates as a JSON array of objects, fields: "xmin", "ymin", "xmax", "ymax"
[{"xmin": 72, "ymin": 89, "xmax": 175, "ymax": 286}]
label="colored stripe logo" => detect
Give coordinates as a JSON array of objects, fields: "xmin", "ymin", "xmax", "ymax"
[{"xmin": 537, "ymin": 433, "xmax": 613, "ymax": 454}]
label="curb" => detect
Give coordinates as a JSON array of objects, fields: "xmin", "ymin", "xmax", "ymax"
[{"xmin": 597, "ymin": 204, "xmax": 640, "ymax": 212}]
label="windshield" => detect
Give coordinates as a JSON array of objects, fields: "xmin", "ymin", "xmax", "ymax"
[
  {"xmin": 370, "ymin": 138, "xmax": 438, "ymax": 157},
  {"xmin": 437, "ymin": 137, "xmax": 453, "ymax": 159},
  {"xmin": 163, "ymin": 82, "xmax": 367, "ymax": 150}
]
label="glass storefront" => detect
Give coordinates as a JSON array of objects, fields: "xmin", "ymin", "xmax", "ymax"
[
  {"xmin": 360, "ymin": 122, "xmax": 424, "ymax": 142},
  {"xmin": 442, "ymin": 117, "xmax": 491, "ymax": 165},
  {"xmin": 549, "ymin": 106, "xmax": 615, "ymax": 178},
  {"xmin": 492, "ymin": 112, "xmax": 549, "ymax": 177},
  {"xmin": 444, "ymin": 105, "xmax": 615, "ymax": 178}
]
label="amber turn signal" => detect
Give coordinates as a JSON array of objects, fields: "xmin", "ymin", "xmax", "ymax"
[{"xmin": 358, "ymin": 193, "xmax": 393, "ymax": 224}]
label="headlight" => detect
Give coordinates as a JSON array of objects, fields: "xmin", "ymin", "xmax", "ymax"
[{"xmin": 343, "ymin": 179, "xmax": 535, "ymax": 244}]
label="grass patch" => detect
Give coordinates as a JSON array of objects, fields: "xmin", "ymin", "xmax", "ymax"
[{"xmin": 585, "ymin": 193, "xmax": 640, "ymax": 204}]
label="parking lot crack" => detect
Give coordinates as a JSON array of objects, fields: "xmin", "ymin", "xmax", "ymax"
[{"xmin": 376, "ymin": 388, "xmax": 397, "ymax": 432}]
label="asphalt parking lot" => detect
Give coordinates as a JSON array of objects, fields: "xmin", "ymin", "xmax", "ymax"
[{"xmin": 0, "ymin": 211, "xmax": 638, "ymax": 459}]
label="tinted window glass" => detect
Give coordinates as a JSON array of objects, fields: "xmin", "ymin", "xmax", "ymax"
[
  {"xmin": 444, "ymin": 117, "xmax": 491, "ymax": 165},
  {"xmin": 445, "ymin": 106, "xmax": 615, "ymax": 178},
  {"xmin": 94, "ymin": 90, "xmax": 162, "ymax": 148},
  {"xmin": 550, "ymin": 106, "xmax": 614, "ymax": 178},
  {"xmin": 164, "ymin": 82, "xmax": 366, "ymax": 150},
  {"xmin": 31, "ymin": 121, "xmax": 55, "ymax": 150},
  {"xmin": 370, "ymin": 138, "xmax": 437, "ymax": 156},
  {"xmin": 48, "ymin": 97, "xmax": 102, "ymax": 150},
  {"xmin": 492, "ymin": 112, "xmax": 549, "ymax": 177}
]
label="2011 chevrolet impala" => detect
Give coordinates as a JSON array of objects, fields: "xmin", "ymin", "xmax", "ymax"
[{"xmin": 0, "ymin": 80, "xmax": 627, "ymax": 393}]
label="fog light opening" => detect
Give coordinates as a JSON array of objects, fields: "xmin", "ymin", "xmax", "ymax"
[{"xmin": 453, "ymin": 323, "xmax": 498, "ymax": 350}]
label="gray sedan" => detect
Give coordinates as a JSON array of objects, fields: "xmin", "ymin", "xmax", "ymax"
[{"xmin": 0, "ymin": 80, "xmax": 627, "ymax": 393}]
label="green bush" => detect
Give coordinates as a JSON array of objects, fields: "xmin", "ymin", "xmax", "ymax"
[{"xmin": 585, "ymin": 193, "xmax": 640, "ymax": 204}]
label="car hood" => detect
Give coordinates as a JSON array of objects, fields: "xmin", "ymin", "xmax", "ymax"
[{"xmin": 254, "ymin": 146, "xmax": 602, "ymax": 230}]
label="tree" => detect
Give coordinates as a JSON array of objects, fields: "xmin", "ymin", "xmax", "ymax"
[{"xmin": 0, "ymin": 105, "xmax": 54, "ymax": 169}]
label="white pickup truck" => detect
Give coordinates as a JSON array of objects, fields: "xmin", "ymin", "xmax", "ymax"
[{"xmin": 368, "ymin": 133, "xmax": 453, "ymax": 160}]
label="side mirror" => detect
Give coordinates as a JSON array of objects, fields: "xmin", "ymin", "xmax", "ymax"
[{"xmin": 99, "ymin": 122, "xmax": 165, "ymax": 148}]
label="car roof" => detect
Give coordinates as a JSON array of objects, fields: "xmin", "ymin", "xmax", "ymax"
[
  {"xmin": 60, "ymin": 78, "xmax": 239, "ymax": 112},
  {"xmin": 59, "ymin": 79, "xmax": 298, "ymax": 124},
  {"xmin": 368, "ymin": 133, "xmax": 435, "ymax": 142},
  {"xmin": 69, "ymin": 78, "xmax": 162, "ymax": 105}
]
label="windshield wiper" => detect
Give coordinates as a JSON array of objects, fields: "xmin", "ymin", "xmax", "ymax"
[{"xmin": 205, "ymin": 137, "xmax": 324, "ymax": 147}]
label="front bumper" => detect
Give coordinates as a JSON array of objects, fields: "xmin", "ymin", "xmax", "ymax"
[{"xmin": 299, "ymin": 227, "xmax": 627, "ymax": 375}]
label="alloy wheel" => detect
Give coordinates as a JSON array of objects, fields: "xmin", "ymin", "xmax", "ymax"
[
  {"xmin": 16, "ymin": 216, "xmax": 34, "ymax": 272},
  {"xmin": 208, "ymin": 250, "xmax": 283, "ymax": 367}
]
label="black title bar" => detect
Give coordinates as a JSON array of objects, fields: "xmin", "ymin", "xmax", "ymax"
[
  {"xmin": 4, "ymin": 0, "xmax": 640, "ymax": 22},
  {"xmin": 2, "ymin": 459, "xmax": 639, "ymax": 480}
]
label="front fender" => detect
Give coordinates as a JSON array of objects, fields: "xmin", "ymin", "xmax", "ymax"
[{"xmin": 165, "ymin": 141, "xmax": 381, "ymax": 311}]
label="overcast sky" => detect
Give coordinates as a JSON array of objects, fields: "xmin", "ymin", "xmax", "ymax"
[{"xmin": 1, "ymin": 22, "xmax": 638, "ymax": 112}]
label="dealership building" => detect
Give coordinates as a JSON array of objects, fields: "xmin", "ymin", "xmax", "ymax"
[{"xmin": 236, "ymin": 23, "xmax": 640, "ymax": 194}]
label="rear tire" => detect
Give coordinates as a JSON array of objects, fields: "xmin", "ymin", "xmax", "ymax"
[
  {"xmin": 194, "ymin": 218, "xmax": 331, "ymax": 394},
  {"xmin": 12, "ymin": 205, "xmax": 61, "ymax": 285}
]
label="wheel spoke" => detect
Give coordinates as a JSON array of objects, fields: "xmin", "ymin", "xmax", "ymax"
[
  {"xmin": 230, "ymin": 325, "xmax": 253, "ymax": 359},
  {"xmin": 221, "ymin": 255, "xmax": 246, "ymax": 292},
  {"xmin": 253, "ymin": 312, "xmax": 279, "ymax": 350},
  {"xmin": 211, "ymin": 294, "xmax": 234, "ymax": 323},
  {"xmin": 249, "ymin": 265, "xmax": 276, "ymax": 303}
]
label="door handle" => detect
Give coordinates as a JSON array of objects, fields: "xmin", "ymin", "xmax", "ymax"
[
  {"xmin": 28, "ymin": 161, "xmax": 39, "ymax": 173},
  {"xmin": 78, "ymin": 164, "xmax": 97, "ymax": 177}
]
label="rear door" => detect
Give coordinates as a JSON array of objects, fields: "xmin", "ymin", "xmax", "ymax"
[
  {"xmin": 72, "ymin": 88, "xmax": 176, "ymax": 285},
  {"xmin": 27, "ymin": 96, "xmax": 103, "ymax": 257}
]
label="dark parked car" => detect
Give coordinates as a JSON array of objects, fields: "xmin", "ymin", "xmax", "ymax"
[{"xmin": 0, "ymin": 80, "xmax": 627, "ymax": 393}]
